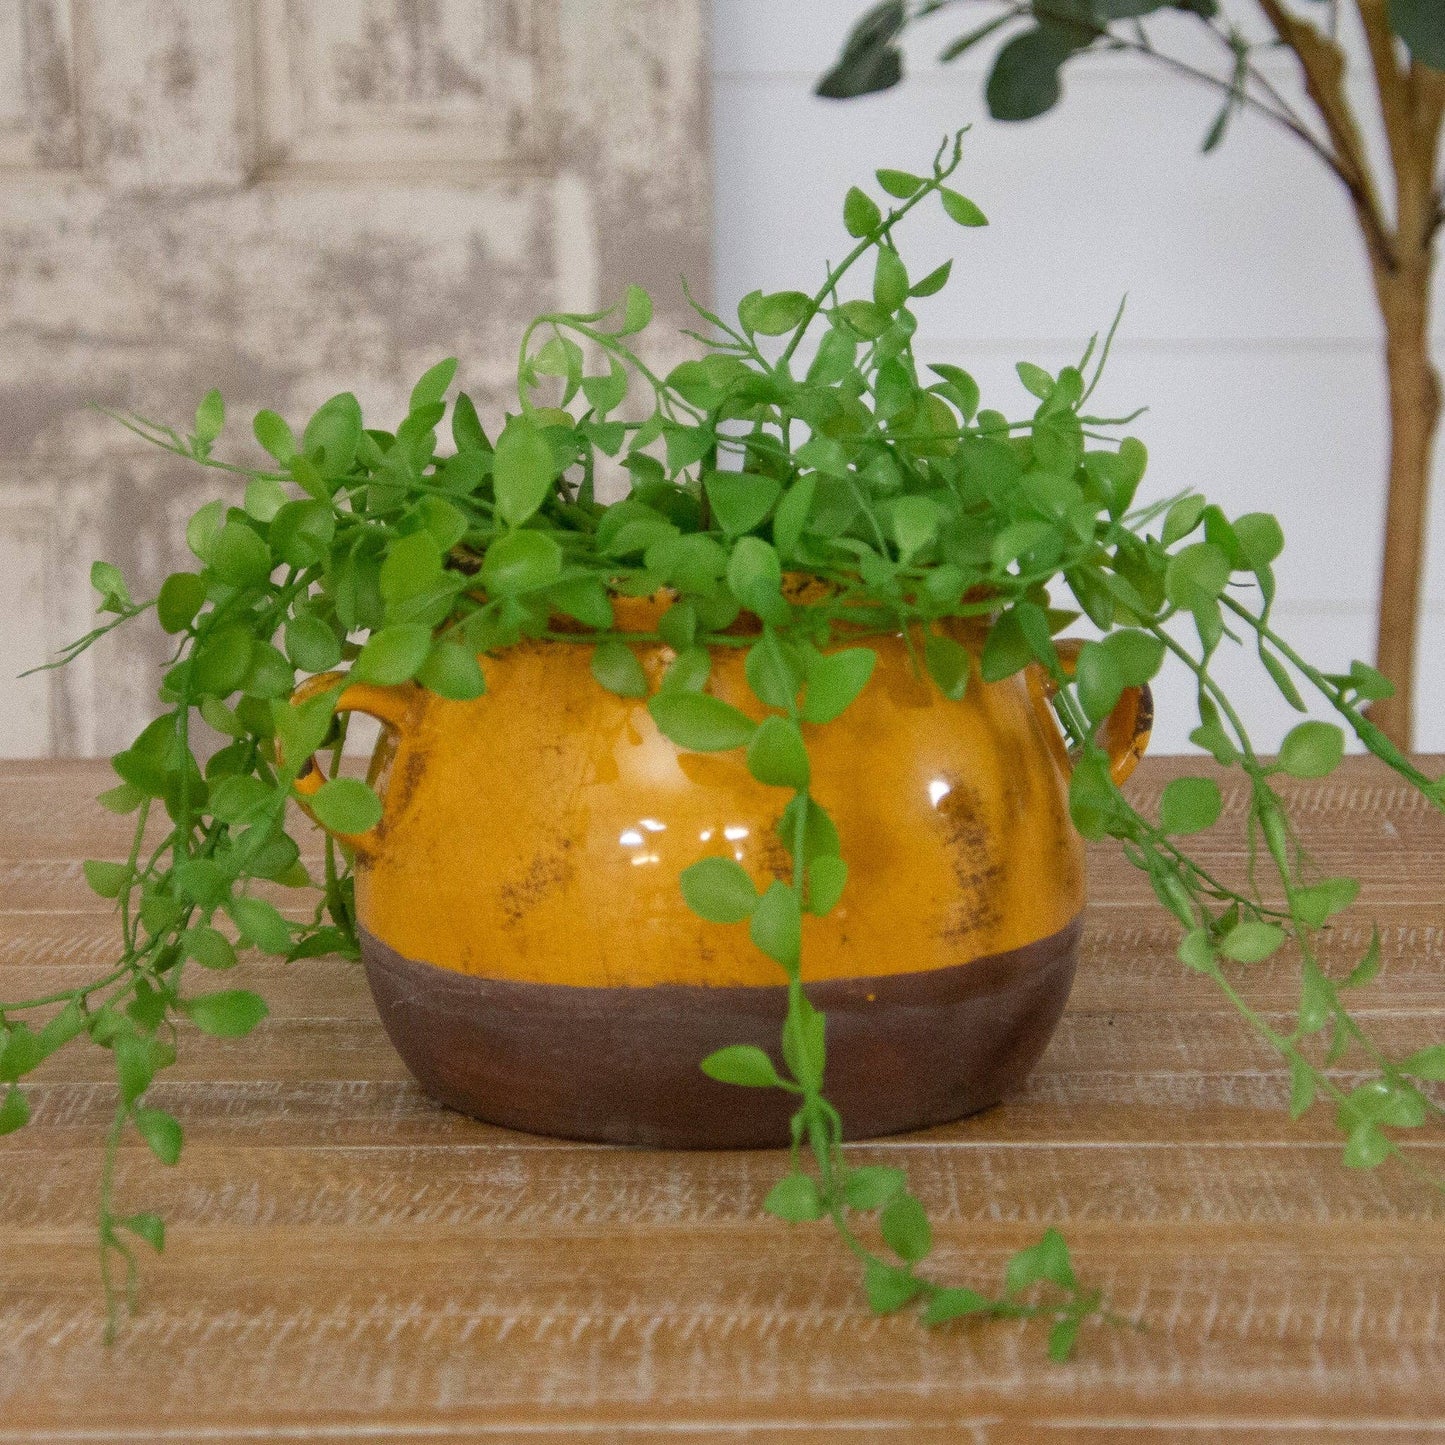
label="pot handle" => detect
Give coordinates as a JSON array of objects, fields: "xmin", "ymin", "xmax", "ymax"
[
  {"xmin": 286, "ymin": 671, "xmax": 421, "ymax": 853},
  {"xmin": 1028, "ymin": 639, "xmax": 1153, "ymax": 786}
]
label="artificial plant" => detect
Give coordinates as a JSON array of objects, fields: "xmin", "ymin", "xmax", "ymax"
[
  {"xmin": 2, "ymin": 136, "xmax": 1443, "ymax": 1355},
  {"xmin": 821, "ymin": 0, "xmax": 1445, "ymax": 751}
]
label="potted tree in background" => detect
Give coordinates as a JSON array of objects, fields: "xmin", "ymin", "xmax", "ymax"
[{"xmin": 820, "ymin": 0, "xmax": 1444, "ymax": 750}]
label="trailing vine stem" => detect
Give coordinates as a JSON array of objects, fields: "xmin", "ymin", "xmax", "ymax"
[{"xmin": 3, "ymin": 133, "xmax": 1442, "ymax": 1350}]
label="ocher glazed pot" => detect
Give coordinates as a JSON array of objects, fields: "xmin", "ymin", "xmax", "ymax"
[{"xmin": 297, "ymin": 603, "xmax": 1150, "ymax": 1148}]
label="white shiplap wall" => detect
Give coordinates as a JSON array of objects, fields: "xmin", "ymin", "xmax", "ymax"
[{"xmin": 711, "ymin": 0, "xmax": 1445, "ymax": 751}]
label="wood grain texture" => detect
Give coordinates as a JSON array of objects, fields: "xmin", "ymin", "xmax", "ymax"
[{"xmin": 0, "ymin": 756, "xmax": 1442, "ymax": 1440}]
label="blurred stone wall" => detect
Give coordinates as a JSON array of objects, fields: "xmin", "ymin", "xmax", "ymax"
[{"xmin": 0, "ymin": 0, "xmax": 712, "ymax": 755}]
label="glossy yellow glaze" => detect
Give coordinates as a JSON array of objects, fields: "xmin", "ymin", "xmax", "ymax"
[{"xmin": 295, "ymin": 613, "xmax": 1149, "ymax": 988}]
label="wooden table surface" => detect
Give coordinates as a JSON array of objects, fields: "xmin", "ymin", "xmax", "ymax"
[{"xmin": 1, "ymin": 756, "xmax": 1443, "ymax": 1442}]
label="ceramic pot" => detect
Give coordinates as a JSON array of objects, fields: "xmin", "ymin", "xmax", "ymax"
[{"xmin": 295, "ymin": 603, "xmax": 1150, "ymax": 1147}]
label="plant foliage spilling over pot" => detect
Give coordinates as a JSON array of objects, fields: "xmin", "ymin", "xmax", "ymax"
[{"xmin": 5, "ymin": 134, "xmax": 1444, "ymax": 1353}]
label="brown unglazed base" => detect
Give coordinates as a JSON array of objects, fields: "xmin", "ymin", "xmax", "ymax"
[{"xmin": 360, "ymin": 918, "xmax": 1082, "ymax": 1148}]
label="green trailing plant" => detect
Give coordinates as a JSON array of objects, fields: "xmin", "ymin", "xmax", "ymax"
[{"xmin": 4, "ymin": 134, "xmax": 1443, "ymax": 1351}]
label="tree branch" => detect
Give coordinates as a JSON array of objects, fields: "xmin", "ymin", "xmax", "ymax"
[
  {"xmin": 1256, "ymin": 0, "xmax": 1397, "ymax": 270},
  {"xmin": 1093, "ymin": 19, "xmax": 1349, "ymax": 177}
]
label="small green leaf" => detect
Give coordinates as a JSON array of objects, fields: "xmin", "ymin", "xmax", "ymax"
[
  {"xmin": 581, "ymin": 359, "xmax": 628, "ymax": 416},
  {"xmin": 157, "ymin": 573, "xmax": 208, "ymax": 634},
  {"xmin": 843, "ymin": 185, "xmax": 882, "ymax": 237},
  {"xmin": 924, "ymin": 1287, "xmax": 993, "ymax": 1325},
  {"xmin": 875, "ymin": 167, "xmax": 923, "ymax": 198},
  {"xmin": 492, "ymin": 414, "xmax": 558, "ymax": 527},
  {"xmin": 0, "ymin": 1086, "xmax": 30, "ymax": 1136},
  {"xmin": 1048, "ymin": 1317, "xmax": 1081, "ymax": 1362},
  {"xmin": 1293, "ymin": 876, "xmax": 1359, "ymax": 928},
  {"xmin": 929, "ymin": 363, "xmax": 979, "ymax": 421},
  {"xmin": 1005, "ymin": 1227, "xmax": 1076, "ymax": 1294},
  {"xmin": 864, "ymin": 1259, "xmax": 922, "ymax": 1314},
  {"xmin": 680, "ymin": 856, "xmax": 761, "ymax": 924},
  {"xmin": 807, "ymin": 855, "xmax": 848, "ymax": 916},
  {"xmin": 835, "ymin": 299, "xmax": 891, "ymax": 340},
  {"xmin": 1164, "ymin": 542, "xmax": 1231, "ymax": 613},
  {"xmin": 910, "ymin": 259, "xmax": 953, "ymax": 297},
  {"xmin": 1073, "ymin": 641, "xmax": 1123, "ymax": 723},
  {"xmin": 1219, "ymin": 921, "xmax": 1287, "ymax": 964},
  {"xmin": 113, "ymin": 1034, "xmax": 155, "ymax": 1106},
  {"xmin": 772, "ymin": 476, "xmax": 817, "ymax": 561},
  {"xmin": 1277, "ymin": 721, "xmax": 1344, "ymax": 779},
  {"xmin": 253, "ymin": 409, "xmax": 295, "ymax": 464},
  {"xmin": 924, "ymin": 632, "xmax": 969, "ymax": 702},
  {"xmin": 873, "ymin": 247, "xmax": 909, "ymax": 312},
  {"xmin": 727, "ymin": 537, "xmax": 785, "ymax": 619},
  {"xmin": 749, "ymin": 880, "xmax": 802, "ymax": 970},
  {"xmin": 742, "ymin": 290, "xmax": 813, "ymax": 336},
  {"xmin": 180, "ymin": 925, "xmax": 237, "ymax": 971},
  {"xmin": 986, "ymin": 24, "xmax": 1076, "ymax": 121},
  {"xmin": 194, "ymin": 389, "xmax": 225, "ymax": 447},
  {"xmin": 1343, "ymin": 1123, "xmax": 1390, "ymax": 1170},
  {"xmin": 302, "ymin": 393, "xmax": 362, "ymax": 476},
  {"xmin": 746, "ymin": 716, "xmax": 811, "ymax": 790},
  {"xmin": 244, "ymin": 476, "xmax": 288, "ymax": 523},
  {"xmin": 940, "ymin": 188, "xmax": 987, "ymax": 226},
  {"xmin": 379, "ymin": 530, "xmax": 444, "ymax": 606},
  {"xmin": 0, "ymin": 1024, "xmax": 43, "ymax": 1083},
  {"xmin": 661, "ymin": 646, "xmax": 711, "ymax": 694},
  {"xmin": 134, "ymin": 1106, "xmax": 183, "ymax": 1165},
  {"xmin": 1344, "ymin": 932, "xmax": 1382, "ymax": 989},
  {"xmin": 1399, "ymin": 1045, "xmax": 1445, "ymax": 1082},
  {"xmin": 1177, "ymin": 928, "xmax": 1216, "ymax": 973},
  {"xmin": 353, "ymin": 623, "xmax": 432, "ymax": 684},
  {"xmin": 649, "ymin": 691, "xmax": 756, "ymax": 752},
  {"xmin": 308, "ymin": 777, "xmax": 383, "ymax": 835},
  {"xmin": 1158, "ymin": 777, "xmax": 1223, "ymax": 835},
  {"xmin": 480, "ymin": 530, "xmax": 563, "ymax": 595},
  {"xmin": 890, "ymin": 494, "xmax": 943, "ymax": 559},
  {"xmin": 184, "ymin": 989, "xmax": 269, "ymax": 1039},
  {"xmin": 700, "ymin": 1044, "xmax": 782, "ymax": 1088},
  {"xmin": 590, "ymin": 641, "xmax": 648, "ymax": 699},
  {"xmin": 269, "ymin": 500, "xmax": 335, "ymax": 568},
  {"xmin": 881, "ymin": 1193, "xmax": 932, "ymax": 1262},
  {"xmin": 210, "ymin": 520, "xmax": 273, "ymax": 590},
  {"xmin": 98, "ymin": 782, "xmax": 145, "ymax": 815},
  {"xmin": 226, "ymin": 896, "xmax": 292, "ymax": 954},
  {"xmin": 619, "ymin": 284, "xmax": 653, "ymax": 335},
  {"xmin": 705, "ymin": 471, "xmax": 782, "ymax": 536},
  {"xmin": 122, "ymin": 1212, "xmax": 166, "ymax": 1252},
  {"xmin": 802, "ymin": 648, "xmax": 876, "ymax": 724},
  {"xmin": 842, "ymin": 1165, "xmax": 907, "ymax": 1211},
  {"xmin": 1067, "ymin": 754, "xmax": 1119, "ymax": 845},
  {"xmin": 1102, "ymin": 629, "xmax": 1165, "ymax": 686},
  {"xmin": 284, "ymin": 614, "xmax": 343, "ymax": 674},
  {"xmin": 981, "ymin": 609, "xmax": 1034, "ymax": 683},
  {"xmin": 1162, "ymin": 494, "xmax": 1207, "ymax": 546},
  {"xmin": 763, "ymin": 1173, "xmax": 825, "ymax": 1223},
  {"xmin": 745, "ymin": 631, "xmax": 804, "ymax": 711},
  {"xmin": 83, "ymin": 859, "xmax": 130, "ymax": 900},
  {"xmin": 410, "ymin": 357, "xmax": 458, "ymax": 412}
]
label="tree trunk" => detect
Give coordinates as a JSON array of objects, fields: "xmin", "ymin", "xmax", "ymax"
[{"xmin": 1368, "ymin": 254, "xmax": 1441, "ymax": 747}]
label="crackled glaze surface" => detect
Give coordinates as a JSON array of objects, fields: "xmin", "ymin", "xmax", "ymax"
[{"xmin": 333, "ymin": 625, "xmax": 1121, "ymax": 989}]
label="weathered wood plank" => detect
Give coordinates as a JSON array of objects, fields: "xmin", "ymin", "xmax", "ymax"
[
  {"xmin": 1, "ymin": 1226, "xmax": 1443, "ymax": 1430},
  {"xmin": 1, "ymin": 757, "xmax": 1441, "ymax": 1436}
]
